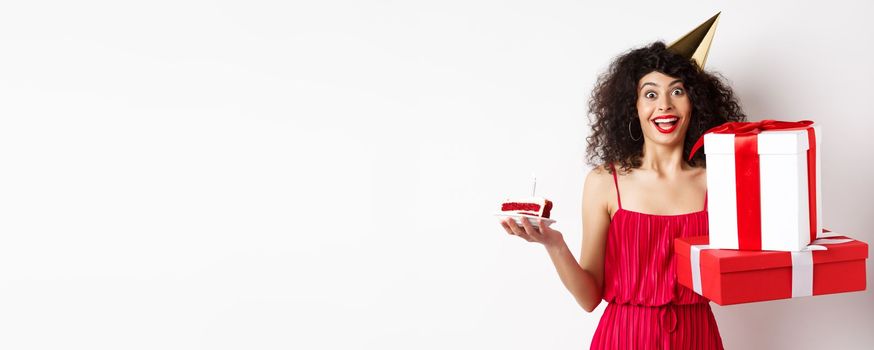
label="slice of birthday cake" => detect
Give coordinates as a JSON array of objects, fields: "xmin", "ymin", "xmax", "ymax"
[{"xmin": 500, "ymin": 197, "xmax": 553, "ymax": 218}]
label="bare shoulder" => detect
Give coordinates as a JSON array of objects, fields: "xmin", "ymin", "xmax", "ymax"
[
  {"xmin": 692, "ymin": 166, "xmax": 707, "ymax": 186},
  {"xmin": 583, "ymin": 165, "xmax": 614, "ymax": 214},
  {"xmin": 584, "ymin": 165, "xmax": 613, "ymax": 194}
]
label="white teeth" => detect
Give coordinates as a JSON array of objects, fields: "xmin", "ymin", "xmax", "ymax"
[{"xmin": 653, "ymin": 117, "xmax": 678, "ymax": 123}]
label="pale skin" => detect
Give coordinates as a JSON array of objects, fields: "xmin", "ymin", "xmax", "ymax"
[{"xmin": 499, "ymin": 71, "xmax": 708, "ymax": 312}]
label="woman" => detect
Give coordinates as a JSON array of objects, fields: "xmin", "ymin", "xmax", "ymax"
[{"xmin": 499, "ymin": 41, "xmax": 745, "ymax": 349}]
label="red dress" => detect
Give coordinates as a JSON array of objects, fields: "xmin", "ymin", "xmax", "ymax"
[{"xmin": 590, "ymin": 166, "xmax": 724, "ymax": 349}]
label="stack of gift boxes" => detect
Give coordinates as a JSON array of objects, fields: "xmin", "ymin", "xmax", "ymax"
[{"xmin": 676, "ymin": 120, "xmax": 868, "ymax": 305}]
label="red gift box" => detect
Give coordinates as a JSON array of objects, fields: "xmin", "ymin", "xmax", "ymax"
[{"xmin": 675, "ymin": 235, "xmax": 868, "ymax": 305}]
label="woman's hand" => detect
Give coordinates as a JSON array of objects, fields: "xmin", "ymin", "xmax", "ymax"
[{"xmin": 500, "ymin": 217, "xmax": 564, "ymax": 249}]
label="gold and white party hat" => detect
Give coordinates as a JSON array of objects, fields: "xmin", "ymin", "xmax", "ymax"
[{"xmin": 667, "ymin": 12, "xmax": 721, "ymax": 69}]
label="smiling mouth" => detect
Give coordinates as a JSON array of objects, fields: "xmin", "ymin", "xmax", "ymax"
[{"xmin": 651, "ymin": 115, "xmax": 679, "ymax": 134}]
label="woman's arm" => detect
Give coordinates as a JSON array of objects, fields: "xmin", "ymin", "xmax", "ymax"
[
  {"xmin": 545, "ymin": 168, "xmax": 610, "ymax": 312},
  {"xmin": 502, "ymin": 167, "xmax": 611, "ymax": 313}
]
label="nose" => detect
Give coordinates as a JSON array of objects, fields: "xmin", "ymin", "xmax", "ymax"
[{"xmin": 658, "ymin": 95, "xmax": 673, "ymax": 112}]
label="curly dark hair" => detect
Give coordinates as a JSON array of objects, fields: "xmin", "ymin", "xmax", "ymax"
[{"xmin": 585, "ymin": 41, "xmax": 746, "ymax": 174}]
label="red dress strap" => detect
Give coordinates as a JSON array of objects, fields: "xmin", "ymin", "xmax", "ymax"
[{"xmin": 610, "ymin": 163, "xmax": 622, "ymax": 210}]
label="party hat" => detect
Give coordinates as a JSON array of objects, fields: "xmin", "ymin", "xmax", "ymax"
[{"xmin": 667, "ymin": 12, "xmax": 721, "ymax": 69}]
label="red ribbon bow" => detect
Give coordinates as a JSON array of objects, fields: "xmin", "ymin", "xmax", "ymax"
[{"xmin": 688, "ymin": 120, "xmax": 814, "ymax": 161}]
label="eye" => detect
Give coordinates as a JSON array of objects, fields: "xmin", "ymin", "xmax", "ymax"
[
  {"xmin": 671, "ymin": 88, "xmax": 685, "ymax": 96},
  {"xmin": 644, "ymin": 91, "xmax": 657, "ymax": 99}
]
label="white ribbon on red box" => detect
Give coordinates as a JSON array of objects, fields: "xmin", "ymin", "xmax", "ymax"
[
  {"xmin": 689, "ymin": 237, "xmax": 853, "ymax": 298},
  {"xmin": 690, "ymin": 244, "xmax": 710, "ymax": 295}
]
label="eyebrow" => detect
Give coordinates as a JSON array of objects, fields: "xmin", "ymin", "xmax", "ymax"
[{"xmin": 639, "ymin": 79, "xmax": 684, "ymax": 91}]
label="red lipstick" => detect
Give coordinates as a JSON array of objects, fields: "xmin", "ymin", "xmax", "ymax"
[{"xmin": 651, "ymin": 115, "xmax": 679, "ymax": 134}]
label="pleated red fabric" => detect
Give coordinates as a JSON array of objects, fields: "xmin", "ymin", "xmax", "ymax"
[{"xmin": 590, "ymin": 165, "xmax": 724, "ymax": 350}]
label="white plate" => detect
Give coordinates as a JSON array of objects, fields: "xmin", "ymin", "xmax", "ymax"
[{"xmin": 495, "ymin": 213, "xmax": 556, "ymax": 226}]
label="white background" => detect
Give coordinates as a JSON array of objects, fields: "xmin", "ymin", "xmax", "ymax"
[{"xmin": 1, "ymin": 1, "xmax": 872, "ymax": 349}]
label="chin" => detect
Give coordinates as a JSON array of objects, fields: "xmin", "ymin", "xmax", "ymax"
[{"xmin": 645, "ymin": 129, "xmax": 688, "ymax": 146}]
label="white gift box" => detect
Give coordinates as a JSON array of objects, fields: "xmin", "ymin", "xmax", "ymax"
[{"xmin": 704, "ymin": 124, "xmax": 822, "ymax": 251}]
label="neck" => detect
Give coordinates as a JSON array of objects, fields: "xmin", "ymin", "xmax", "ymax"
[{"xmin": 640, "ymin": 140, "xmax": 687, "ymax": 177}]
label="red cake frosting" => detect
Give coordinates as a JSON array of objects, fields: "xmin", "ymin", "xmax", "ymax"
[{"xmin": 501, "ymin": 197, "xmax": 553, "ymax": 218}]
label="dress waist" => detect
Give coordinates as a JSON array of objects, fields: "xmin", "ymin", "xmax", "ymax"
[
  {"xmin": 604, "ymin": 302, "xmax": 713, "ymax": 334},
  {"xmin": 607, "ymin": 300, "xmax": 710, "ymax": 307}
]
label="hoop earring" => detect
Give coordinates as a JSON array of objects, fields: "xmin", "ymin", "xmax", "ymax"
[{"xmin": 628, "ymin": 121, "xmax": 641, "ymax": 141}]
